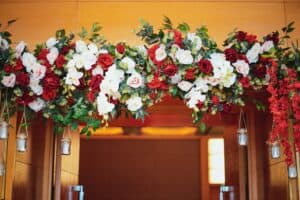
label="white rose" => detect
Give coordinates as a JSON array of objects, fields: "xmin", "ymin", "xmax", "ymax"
[
  {"xmin": 22, "ymin": 53, "xmax": 37, "ymax": 72},
  {"xmin": 46, "ymin": 47, "xmax": 59, "ymax": 65},
  {"xmin": 246, "ymin": 43, "xmax": 261, "ymax": 63},
  {"xmin": 29, "ymin": 78, "xmax": 43, "ymax": 95},
  {"xmin": 96, "ymin": 92, "xmax": 115, "ymax": 115},
  {"xmin": 170, "ymin": 73, "xmax": 181, "ymax": 84},
  {"xmin": 75, "ymin": 40, "xmax": 88, "ymax": 53},
  {"xmin": 120, "ymin": 57, "xmax": 136, "ymax": 72},
  {"xmin": 28, "ymin": 98, "xmax": 46, "ymax": 112},
  {"xmin": 31, "ymin": 63, "xmax": 46, "ymax": 80},
  {"xmin": 177, "ymin": 81, "xmax": 193, "ymax": 92},
  {"xmin": 15, "ymin": 41, "xmax": 26, "ymax": 58},
  {"xmin": 155, "ymin": 44, "xmax": 167, "ymax": 61},
  {"xmin": 92, "ymin": 65, "xmax": 104, "ymax": 76},
  {"xmin": 1, "ymin": 74, "xmax": 16, "ymax": 88},
  {"xmin": 0, "ymin": 36, "xmax": 9, "ymax": 50},
  {"xmin": 261, "ymin": 40, "xmax": 274, "ymax": 53},
  {"xmin": 88, "ymin": 43, "xmax": 98, "ymax": 55},
  {"xmin": 65, "ymin": 67, "xmax": 84, "ymax": 86},
  {"xmin": 46, "ymin": 37, "xmax": 58, "ymax": 49},
  {"xmin": 187, "ymin": 33, "xmax": 202, "ymax": 51},
  {"xmin": 127, "ymin": 72, "xmax": 144, "ymax": 88},
  {"xmin": 126, "ymin": 96, "xmax": 143, "ymax": 112},
  {"xmin": 233, "ymin": 60, "xmax": 249, "ymax": 77},
  {"xmin": 175, "ymin": 49, "xmax": 193, "ymax": 65}
]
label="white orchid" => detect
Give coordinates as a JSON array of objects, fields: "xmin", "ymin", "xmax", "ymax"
[
  {"xmin": 22, "ymin": 53, "xmax": 37, "ymax": 72},
  {"xmin": 29, "ymin": 77, "xmax": 43, "ymax": 95},
  {"xmin": 177, "ymin": 80, "xmax": 193, "ymax": 92},
  {"xmin": 30, "ymin": 63, "xmax": 46, "ymax": 80},
  {"xmin": 15, "ymin": 41, "xmax": 26, "ymax": 58},
  {"xmin": 96, "ymin": 92, "xmax": 115, "ymax": 115},
  {"xmin": 65, "ymin": 67, "xmax": 84, "ymax": 86},
  {"xmin": 46, "ymin": 37, "xmax": 58, "ymax": 49},
  {"xmin": 175, "ymin": 48, "xmax": 193, "ymax": 65},
  {"xmin": 246, "ymin": 43, "xmax": 261, "ymax": 63},
  {"xmin": 46, "ymin": 47, "xmax": 59, "ymax": 65},
  {"xmin": 261, "ymin": 40, "xmax": 274, "ymax": 53},
  {"xmin": 28, "ymin": 98, "xmax": 46, "ymax": 112}
]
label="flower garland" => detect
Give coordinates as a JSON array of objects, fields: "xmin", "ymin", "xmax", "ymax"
[{"xmin": 0, "ymin": 19, "xmax": 300, "ymax": 164}]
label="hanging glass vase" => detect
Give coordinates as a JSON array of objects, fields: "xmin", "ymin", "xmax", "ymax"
[
  {"xmin": 271, "ymin": 142, "xmax": 280, "ymax": 159},
  {"xmin": 0, "ymin": 158, "xmax": 5, "ymax": 177},
  {"xmin": 16, "ymin": 108, "xmax": 28, "ymax": 152},
  {"xmin": 61, "ymin": 126, "xmax": 71, "ymax": 155},
  {"xmin": 237, "ymin": 110, "xmax": 248, "ymax": 146},
  {"xmin": 0, "ymin": 121, "xmax": 8, "ymax": 140},
  {"xmin": 288, "ymin": 165, "xmax": 297, "ymax": 179}
]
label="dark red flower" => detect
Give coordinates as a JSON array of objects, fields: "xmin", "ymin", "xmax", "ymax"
[
  {"xmin": 4, "ymin": 64, "xmax": 13, "ymax": 73},
  {"xmin": 37, "ymin": 49, "xmax": 49, "ymax": 61},
  {"xmin": 197, "ymin": 101, "xmax": 204, "ymax": 109},
  {"xmin": 224, "ymin": 48, "xmax": 238, "ymax": 63},
  {"xmin": 97, "ymin": 53, "xmax": 114, "ymax": 71},
  {"xmin": 42, "ymin": 72, "xmax": 60, "ymax": 89},
  {"xmin": 222, "ymin": 103, "xmax": 232, "ymax": 113},
  {"xmin": 14, "ymin": 59, "xmax": 24, "ymax": 71},
  {"xmin": 89, "ymin": 75, "xmax": 103, "ymax": 91},
  {"xmin": 55, "ymin": 54, "xmax": 66, "ymax": 68},
  {"xmin": 42, "ymin": 88, "xmax": 57, "ymax": 101},
  {"xmin": 87, "ymin": 91, "xmax": 96, "ymax": 103},
  {"xmin": 116, "ymin": 43, "xmax": 125, "ymax": 54},
  {"xmin": 236, "ymin": 31, "xmax": 247, "ymax": 42},
  {"xmin": 266, "ymin": 32, "xmax": 279, "ymax": 45},
  {"xmin": 16, "ymin": 72, "xmax": 30, "ymax": 86},
  {"xmin": 159, "ymin": 81, "xmax": 169, "ymax": 90},
  {"xmin": 17, "ymin": 90, "xmax": 35, "ymax": 105},
  {"xmin": 253, "ymin": 65, "xmax": 267, "ymax": 78},
  {"xmin": 185, "ymin": 68, "xmax": 195, "ymax": 81},
  {"xmin": 238, "ymin": 54, "xmax": 249, "ymax": 63},
  {"xmin": 239, "ymin": 77, "xmax": 250, "ymax": 88},
  {"xmin": 61, "ymin": 46, "xmax": 71, "ymax": 55},
  {"xmin": 198, "ymin": 59, "xmax": 213, "ymax": 75},
  {"xmin": 163, "ymin": 64, "xmax": 178, "ymax": 76},
  {"xmin": 245, "ymin": 34, "xmax": 257, "ymax": 45}
]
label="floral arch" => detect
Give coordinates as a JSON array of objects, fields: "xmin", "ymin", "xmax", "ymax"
[{"xmin": 0, "ymin": 18, "xmax": 299, "ymax": 165}]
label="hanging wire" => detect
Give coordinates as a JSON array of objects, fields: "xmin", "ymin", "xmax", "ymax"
[
  {"xmin": 238, "ymin": 109, "xmax": 247, "ymax": 129},
  {"xmin": 17, "ymin": 105, "xmax": 28, "ymax": 137}
]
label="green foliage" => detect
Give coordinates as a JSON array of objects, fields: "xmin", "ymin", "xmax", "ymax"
[
  {"xmin": 78, "ymin": 22, "xmax": 106, "ymax": 45},
  {"xmin": 162, "ymin": 16, "xmax": 173, "ymax": 30},
  {"xmin": 177, "ymin": 22, "xmax": 190, "ymax": 33},
  {"xmin": 136, "ymin": 19, "xmax": 162, "ymax": 45}
]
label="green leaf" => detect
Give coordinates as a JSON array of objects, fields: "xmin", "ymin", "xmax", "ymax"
[
  {"xmin": 199, "ymin": 122, "xmax": 206, "ymax": 133},
  {"xmin": 78, "ymin": 27, "xmax": 88, "ymax": 39},
  {"xmin": 177, "ymin": 22, "xmax": 190, "ymax": 33},
  {"xmin": 162, "ymin": 16, "xmax": 173, "ymax": 30},
  {"xmin": 80, "ymin": 126, "xmax": 89, "ymax": 135},
  {"xmin": 91, "ymin": 22, "xmax": 102, "ymax": 33}
]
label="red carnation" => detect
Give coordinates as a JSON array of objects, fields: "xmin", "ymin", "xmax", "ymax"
[
  {"xmin": 97, "ymin": 53, "xmax": 114, "ymax": 71},
  {"xmin": 197, "ymin": 101, "xmax": 204, "ymax": 109},
  {"xmin": 185, "ymin": 68, "xmax": 195, "ymax": 81},
  {"xmin": 172, "ymin": 30, "xmax": 183, "ymax": 47},
  {"xmin": 212, "ymin": 95, "xmax": 219, "ymax": 105},
  {"xmin": 55, "ymin": 54, "xmax": 66, "ymax": 68},
  {"xmin": 43, "ymin": 73, "xmax": 60, "ymax": 89},
  {"xmin": 163, "ymin": 64, "xmax": 178, "ymax": 76},
  {"xmin": 224, "ymin": 48, "xmax": 238, "ymax": 63},
  {"xmin": 116, "ymin": 43, "xmax": 125, "ymax": 54},
  {"xmin": 198, "ymin": 59, "xmax": 213, "ymax": 75},
  {"xmin": 37, "ymin": 49, "xmax": 49, "ymax": 61},
  {"xmin": 239, "ymin": 77, "xmax": 250, "ymax": 88},
  {"xmin": 42, "ymin": 88, "xmax": 57, "ymax": 101},
  {"xmin": 236, "ymin": 31, "xmax": 247, "ymax": 42},
  {"xmin": 89, "ymin": 75, "xmax": 103, "ymax": 91},
  {"xmin": 16, "ymin": 72, "xmax": 30, "ymax": 86}
]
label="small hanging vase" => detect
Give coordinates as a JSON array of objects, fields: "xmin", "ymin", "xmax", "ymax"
[
  {"xmin": 0, "ymin": 158, "xmax": 5, "ymax": 177},
  {"xmin": 271, "ymin": 142, "xmax": 281, "ymax": 159},
  {"xmin": 237, "ymin": 110, "xmax": 248, "ymax": 146},
  {"xmin": 16, "ymin": 108, "xmax": 28, "ymax": 153},
  {"xmin": 0, "ymin": 120, "xmax": 8, "ymax": 140},
  {"xmin": 288, "ymin": 165, "xmax": 297, "ymax": 179},
  {"xmin": 61, "ymin": 126, "xmax": 71, "ymax": 155}
]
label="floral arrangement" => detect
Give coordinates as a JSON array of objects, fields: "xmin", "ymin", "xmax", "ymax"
[{"xmin": 0, "ymin": 18, "xmax": 300, "ymax": 164}]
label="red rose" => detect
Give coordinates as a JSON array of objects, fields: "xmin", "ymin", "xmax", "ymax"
[
  {"xmin": 61, "ymin": 45, "xmax": 72, "ymax": 55},
  {"xmin": 197, "ymin": 101, "xmax": 204, "ymax": 109},
  {"xmin": 147, "ymin": 74, "xmax": 162, "ymax": 89},
  {"xmin": 148, "ymin": 45, "xmax": 164, "ymax": 68},
  {"xmin": 13, "ymin": 59, "xmax": 24, "ymax": 71},
  {"xmin": 245, "ymin": 34, "xmax": 257, "ymax": 45},
  {"xmin": 4, "ymin": 64, "xmax": 13, "ymax": 73},
  {"xmin": 17, "ymin": 90, "xmax": 35, "ymax": 105},
  {"xmin": 239, "ymin": 77, "xmax": 250, "ymax": 88},
  {"xmin": 266, "ymin": 32, "xmax": 279, "ymax": 45},
  {"xmin": 160, "ymin": 81, "xmax": 169, "ymax": 90},
  {"xmin": 43, "ymin": 72, "xmax": 60, "ymax": 89},
  {"xmin": 97, "ymin": 53, "xmax": 114, "ymax": 71},
  {"xmin": 253, "ymin": 65, "xmax": 267, "ymax": 78},
  {"xmin": 172, "ymin": 30, "xmax": 183, "ymax": 47},
  {"xmin": 37, "ymin": 49, "xmax": 49, "ymax": 61},
  {"xmin": 16, "ymin": 72, "xmax": 30, "ymax": 86},
  {"xmin": 163, "ymin": 64, "xmax": 178, "ymax": 76},
  {"xmin": 185, "ymin": 68, "xmax": 195, "ymax": 81},
  {"xmin": 40, "ymin": 59, "xmax": 51, "ymax": 69},
  {"xmin": 55, "ymin": 54, "xmax": 66, "ymax": 68},
  {"xmin": 198, "ymin": 59, "xmax": 213, "ymax": 75},
  {"xmin": 224, "ymin": 48, "xmax": 238, "ymax": 62},
  {"xmin": 87, "ymin": 91, "xmax": 96, "ymax": 103},
  {"xmin": 89, "ymin": 75, "xmax": 103, "ymax": 91},
  {"xmin": 78, "ymin": 78, "xmax": 86, "ymax": 90},
  {"xmin": 238, "ymin": 54, "xmax": 249, "ymax": 63},
  {"xmin": 42, "ymin": 88, "xmax": 57, "ymax": 101},
  {"xmin": 212, "ymin": 95, "xmax": 219, "ymax": 104},
  {"xmin": 236, "ymin": 31, "xmax": 247, "ymax": 42},
  {"xmin": 116, "ymin": 43, "xmax": 125, "ymax": 54}
]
